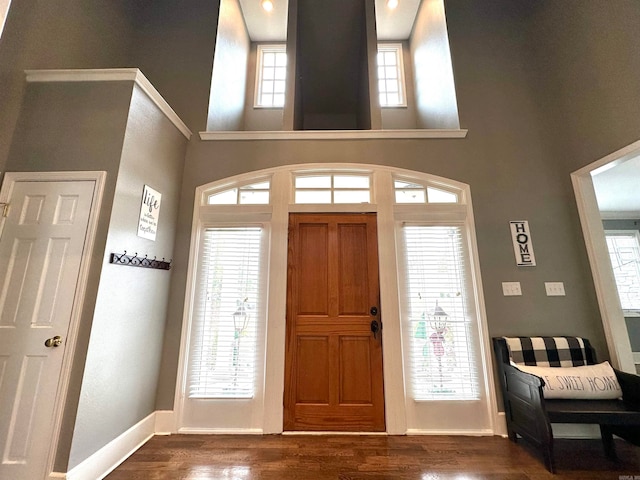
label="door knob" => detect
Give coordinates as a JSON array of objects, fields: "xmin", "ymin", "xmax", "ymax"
[{"xmin": 44, "ymin": 336, "xmax": 63, "ymax": 348}]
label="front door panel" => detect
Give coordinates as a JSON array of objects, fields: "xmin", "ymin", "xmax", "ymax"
[{"xmin": 284, "ymin": 213, "xmax": 385, "ymax": 431}]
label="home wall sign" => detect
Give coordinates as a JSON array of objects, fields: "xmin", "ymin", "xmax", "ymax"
[
  {"xmin": 510, "ymin": 220, "xmax": 536, "ymax": 266},
  {"xmin": 138, "ymin": 185, "xmax": 161, "ymax": 241}
]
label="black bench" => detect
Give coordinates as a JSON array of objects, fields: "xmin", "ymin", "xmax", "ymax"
[{"xmin": 493, "ymin": 336, "xmax": 640, "ymax": 473}]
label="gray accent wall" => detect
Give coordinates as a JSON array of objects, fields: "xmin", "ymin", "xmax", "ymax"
[{"xmin": 68, "ymin": 84, "xmax": 186, "ymax": 469}]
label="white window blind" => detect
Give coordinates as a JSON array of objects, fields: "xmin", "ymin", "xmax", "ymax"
[
  {"xmin": 189, "ymin": 227, "xmax": 263, "ymax": 398},
  {"xmin": 402, "ymin": 225, "xmax": 479, "ymax": 400},
  {"xmin": 605, "ymin": 231, "xmax": 640, "ymax": 311}
]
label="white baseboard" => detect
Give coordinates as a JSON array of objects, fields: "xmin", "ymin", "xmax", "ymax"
[
  {"xmin": 154, "ymin": 410, "xmax": 175, "ymax": 435},
  {"xmin": 405, "ymin": 428, "xmax": 494, "ymax": 436},
  {"xmin": 63, "ymin": 411, "xmax": 157, "ymax": 480},
  {"xmin": 178, "ymin": 427, "xmax": 263, "ymax": 434},
  {"xmin": 494, "ymin": 412, "xmax": 508, "ymax": 437}
]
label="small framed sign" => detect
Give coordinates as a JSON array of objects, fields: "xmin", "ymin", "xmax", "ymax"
[
  {"xmin": 138, "ymin": 185, "xmax": 161, "ymax": 241},
  {"xmin": 510, "ymin": 220, "xmax": 536, "ymax": 267}
]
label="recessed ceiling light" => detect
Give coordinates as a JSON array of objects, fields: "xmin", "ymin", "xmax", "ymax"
[
  {"xmin": 262, "ymin": 0, "xmax": 274, "ymax": 12},
  {"xmin": 387, "ymin": 0, "xmax": 398, "ymax": 9}
]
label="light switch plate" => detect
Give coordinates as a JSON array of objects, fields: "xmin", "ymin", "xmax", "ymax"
[
  {"xmin": 545, "ymin": 282, "xmax": 565, "ymax": 296},
  {"xmin": 502, "ymin": 282, "xmax": 522, "ymax": 296}
]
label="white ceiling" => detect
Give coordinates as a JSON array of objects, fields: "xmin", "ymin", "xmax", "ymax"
[
  {"xmin": 592, "ymin": 154, "xmax": 640, "ymax": 217},
  {"xmin": 238, "ymin": 0, "xmax": 421, "ymax": 42}
]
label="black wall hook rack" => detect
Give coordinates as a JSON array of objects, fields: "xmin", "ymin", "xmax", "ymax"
[{"xmin": 109, "ymin": 251, "xmax": 171, "ymax": 270}]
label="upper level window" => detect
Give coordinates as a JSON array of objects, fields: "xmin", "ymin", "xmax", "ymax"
[
  {"xmin": 605, "ymin": 230, "xmax": 640, "ymax": 313},
  {"xmin": 255, "ymin": 45, "xmax": 287, "ymax": 108},
  {"xmin": 207, "ymin": 180, "xmax": 270, "ymax": 205},
  {"xmin": 294, "ymin": 173, "xmax": 371, "ymax": 204},
  {"xmin": 377, "ymin": 43, "xmax": 406, "ymax": 108},
  {"xmin": 394, "ymin": 179, "xmax": 459, "ymax": 204}
]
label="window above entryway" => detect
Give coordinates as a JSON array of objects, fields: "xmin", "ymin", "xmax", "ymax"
[
  {"xmin": 207, "ymin": 180, "xmax": 271, "ymax": 205},
  {"xmin": 254, "ymin": 45, "xmax": 287, "ymax": 108}
]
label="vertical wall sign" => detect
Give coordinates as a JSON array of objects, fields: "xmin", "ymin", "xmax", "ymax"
[
  {"xmin": 137, "ymin": 185, "xmax": 162, "ymax": 241},
  {"xmin": 510, "ymin": 220, "xmax": 536, "ymax": 266}
]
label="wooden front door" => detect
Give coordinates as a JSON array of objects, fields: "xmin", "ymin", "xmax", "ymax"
[{"xmin": 284, "ymin": 213, "xmax": 385, "ymax": 431}]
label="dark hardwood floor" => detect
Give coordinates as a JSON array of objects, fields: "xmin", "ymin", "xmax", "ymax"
[{"xmin": 105, "ymin": 434, "xmax": 640, "ymax": 479}]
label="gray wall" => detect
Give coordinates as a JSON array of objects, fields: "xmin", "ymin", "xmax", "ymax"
[
  {"xmin": 206, "ymin": 0, "xmax": 250, "ymax": 131},
  {"xmin": 68, "ymin": 84, "xmax": 186, "ymax": 469},
  {"xmin": 128, "ymin": 0, "xmax": 219, "ymax": 133},
  {"xmin": 0, "ymin": 0, "xmax": 138, "ymax": 175},
  {"xmin": 410, "ymin": 0, "xmax": 460, "ymax": 129}
]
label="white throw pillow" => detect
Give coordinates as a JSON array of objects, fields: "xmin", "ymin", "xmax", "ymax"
[{"xmin": 514, "ymin": 361, "xmax": 622, "ymax": 400}]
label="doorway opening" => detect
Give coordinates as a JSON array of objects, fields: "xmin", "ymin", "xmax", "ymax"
[{"xmin": 572, "ymin": 139, "xmax": 640, "ymax": 374}]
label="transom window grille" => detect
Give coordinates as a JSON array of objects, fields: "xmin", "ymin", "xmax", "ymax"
[
  {"xmin": 255, "ymin": 45, "xmax": 287, "ymax": 108},
  {"xmin": 402, "ymin": 225, "xmax": 479, "ymax": 400},
  {"xmin": 189, "ymin": 227, "xmax": 263, "ymax": 398},
  {"xmin": 605, "ymin": 231, "xmax": 640, "ymax": 312},
  {"xmin": 207, "ymin": 180, "xmax": 270, "ymax": 205},
  {"xmin": 294, "ymin": 174, "xmax": 371, "ymax": 204},
  {"xmin": 377, "ymin": 43, "xmax": 406, "ymax": 107},
  {"xmin": 394, "ymin": 180, "xmax": 459, "ymax": 204}
]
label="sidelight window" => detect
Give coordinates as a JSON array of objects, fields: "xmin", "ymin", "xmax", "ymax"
[
  {"xmin": 401, "ymin": 225, "xmax": 479, "ymax": 400},
  {"xmin": 188, "ymin": 227, "xmax": 263, "ymax": 398}
]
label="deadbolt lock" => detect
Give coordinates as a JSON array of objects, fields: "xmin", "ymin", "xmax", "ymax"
[{"xmin": 44, "ymin": 336, "xmax": 63, "ymax": 348}]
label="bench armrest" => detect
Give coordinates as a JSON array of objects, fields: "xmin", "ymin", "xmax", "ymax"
[{"xmin": 615, "ymin": 368, "xmax": 640, "ymax": 408}]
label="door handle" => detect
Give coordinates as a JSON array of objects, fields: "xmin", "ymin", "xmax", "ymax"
[
  {"xmin": 370, "ymin": 320, "xmax": 380, "ymax": 339},
  {"xmin": 44, "ymin": 336, "xmax": 63, "ymax": 348}
]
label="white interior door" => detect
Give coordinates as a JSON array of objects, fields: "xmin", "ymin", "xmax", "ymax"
[{"xmin": 0, "ymin": 178, "xmax": 95, "ymax": 480}]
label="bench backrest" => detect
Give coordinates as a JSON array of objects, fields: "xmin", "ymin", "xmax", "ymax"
[{"xmin": 498, "ymin": 336, "xmax": 596, "ymax": 367}]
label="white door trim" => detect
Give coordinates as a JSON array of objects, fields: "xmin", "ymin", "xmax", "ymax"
[
  {"xmin": 0, "ymin": 170, "xmax": 106, "ymax": 477},
  {"xmin": 571, "ymin": 143, "xmax": 638, "ymax": 372}
]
